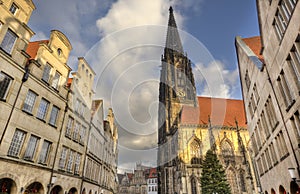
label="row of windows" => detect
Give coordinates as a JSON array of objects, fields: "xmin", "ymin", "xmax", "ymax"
[
  {"xmin": 273, "ymin": 0, "xmax": 298, "ymax": 41},
  {"xmin": 75, "ymin": 98, "xmax": 86, "ymax": 117},
  {"xmin": 85, "ymin": 158, "xmax": 111, "ymax": 187},
  {"xmin": 148, "ymin": 178, "xmax": 157, "ymax": 184},
  {"xmin": 42, "ymin": 63, "xmax": 61, "ymax": 90},
  {"xmin": 58, "ymin": 146, "xmax": 82, "ymax": 174},
  {"xmin": 65, "ymin": 116, "xmax": 86, "ymax": 144},
  {"xmin": 277, "ymin": 36, "xmax": 300, "ymax": 110},
  {"xmin": 7, "ymin": 129, "xmax": 52, "ymax": 164},
  {"xmin": 23, "ymin": 90, "xmax": 60, "ymax": 126},
  {"xmin": 148, "ymin": 185, "xmax": 157, "ymax": 192},
  {"xmin": 256, "ymin": 130, "xmax": 288, "ymax": 177}
]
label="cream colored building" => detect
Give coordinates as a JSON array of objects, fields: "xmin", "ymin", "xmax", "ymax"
[
  {"xmin": 0, "ymin": 1, "xmax": 118, "ymax": 194},
  {"xmin": 236, "ymin": 0, "xmax": 300, "ymax": 193}
]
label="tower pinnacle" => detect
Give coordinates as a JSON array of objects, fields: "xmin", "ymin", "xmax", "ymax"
[{"xmin": 165, "ymin": 6, "xmax": 183, "ymax": 53}]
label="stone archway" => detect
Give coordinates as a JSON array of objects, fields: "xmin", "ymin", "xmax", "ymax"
[
  {"xmin": 25, "ymin": 182, "xmax": 44, "ymax": 194},
  {"xmin": 50, "ymin": 185, "xmax": 63, "ymax": 194},
  {"xmin": 279, "ymin": 185, "xmax": 286, "ymax": 194},
  {"xmin": 265, "ymin": 191, "xmax": 269, "ymax": 194},
  {"xmin": 0, "ymin": 178, "xmax": 17, "ymax": 194},
  {"xmin": 81, "ymin": 188, "xmax": 86, "ymax": 194},
  {"xmin": 68, "ymin": 187, "xmax": 77, "ymax": 194},
  {"xmin": 271, "ymin": 188, "xmax": 276, "ymax": 194},
  {"xmin": 290, "ymin": 181, "xmax": 299, "ymax": 194}
]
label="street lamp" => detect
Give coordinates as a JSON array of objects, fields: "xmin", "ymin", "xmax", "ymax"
[
  {"xmin": 288, "ymin": 167, "xmax": 298, "ymax": 182},
  {"xmin": 257, "ymin": 185, "xmax": 262, "ymax": 194}
]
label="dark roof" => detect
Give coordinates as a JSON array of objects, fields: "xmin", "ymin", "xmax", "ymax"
[
  {"xmin": 165, "ymin": 6, "xmax": 183, "ymax": 53},
  {"xmin": 181, "ymin": 96, "xmax": 247, "ymax": 128}
]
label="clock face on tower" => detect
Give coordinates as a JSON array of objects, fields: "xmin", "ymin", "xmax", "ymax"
[{"xmin": 176, "ymin": 88, "xmax": 185, "ymax": 97}]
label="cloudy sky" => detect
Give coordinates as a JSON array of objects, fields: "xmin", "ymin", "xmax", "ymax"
[{"xmin": 29, "ymin": 0, "xmax": 259, "ymax": 172}]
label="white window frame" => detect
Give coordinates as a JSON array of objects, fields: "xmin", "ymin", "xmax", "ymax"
[
  {"xmin": 74, "ymin": 153, "xmax": 81, "ymax": 174},
  {"xmin": 66, "ymin": 117, "xmax": 74, "ymax": 137},
  {"xmin": 23, "ymin": 90, "xmax": 37, "ymax": 113},
  {"xmin": 42, "ymin": 63, "xmax": 51, "ymax": 83},
  {"xmin": 37, "ymin": 98, "xmax": 49, "ymax": 120},
  {"xmin": 24, "ymin": 135, "xmax": 39, "ymax": 160},
  {"xmin": 0, "ymin": 72, "xmax": 13, "ymax": 100},
  {"xmin": 38, "ymin": 140, "xmax": 51, "ymax": 164},
  {"xmin": 49, "ymin": 105, "xmax": 59, "ymax": 126},
  {"xmin": 59, "ymin": 146, "xmax": 68, "ymax": 169},
  {"xmin": 66, "ymin": 150, "xmax": 74, "ymax": 172},
  {"xmin": 7, "ymin": 129, "xmax": 26, "ymax": 157},
  {"xmin": 51, "ymin": 71, "xmax": 60, "ymax": 89},
  {"xmin": 9, "ymin": 3, "xmax": 18, "ymax": 15},
  {"xmin": 0, "ymin": 29, "xmax": 17, "ymax": 54}
]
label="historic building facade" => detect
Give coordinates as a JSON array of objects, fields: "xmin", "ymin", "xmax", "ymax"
[
  {"xmin": 0, "ymin": 1, "xmax": 118, "ymax": 194},
  {"xmin": 117, "ymin": 164, "xmax": 157, "ymax": 194},
  {"xmin": 157, "ymin": 7, "xmax": 257, "ymax": 194},
  {"xmin": 236, "ymin": 0, "xmax": 300, "ymax": 193}
]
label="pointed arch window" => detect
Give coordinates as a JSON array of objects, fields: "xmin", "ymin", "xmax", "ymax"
[
  {"xmin": 190, "ymin": 139, "xmax": 202, "ymax": 164},
  {"xmin": 221, "ymin": 140, "xmax": 234, "ymax": 165},
  {"xmin": 191, "ymin": 177, "xmax": 197, "ymax": 194}
]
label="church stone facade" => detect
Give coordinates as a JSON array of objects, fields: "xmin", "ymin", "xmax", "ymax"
[{"xmin": 157, "ymin": 7, "xmax": 257, "ymax": 194}]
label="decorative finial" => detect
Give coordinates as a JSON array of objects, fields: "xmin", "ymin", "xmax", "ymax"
[{"xmin": 169, "ymin": 6, "xmax": 173, "ymax": 13}]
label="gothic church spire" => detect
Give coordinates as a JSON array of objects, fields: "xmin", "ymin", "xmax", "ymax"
[{"xmin": 165, "ymin": 6, "xmax": 184, "ymax": 54}]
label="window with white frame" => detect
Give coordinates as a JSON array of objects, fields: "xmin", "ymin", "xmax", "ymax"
[
  {"xmin": 23, "ymin": 90, "xmax": 37, "ymax": 113},
  {"xmin": 73, "ymin": 122, "xmax": 80, "ymax": 141},
  {"xmin": 66, "ymin": 150, "xmax": 74, "ymax": 172},
  {"xmin": 37, "ymin": 98, "xmax": 49, "ymax": 120},
  {"xmin": 65, "ymin": 117, "xmax": 74, "ymax": 137},
  {"xmin": 7, "ymin": 129, "xmax": 26, "ymax": 157},
  {"xmin": 42, "ymin": 63, "xmax": 51, "ymax": 83},
  {"xmin": 59, "ymin": 146, "xmax": 68, "ymax": 169},
  {"xmin": 0, "ymin": 72, "xmax": 13, "ymax": 100},
  {"xmin": 273, "ymin": 19, "xmax": 283, "ymax": 41},
  {"xmin": 49, "ymin": 105, "xmax": 59, "ymax": 126},
  {"xmin": 75, "ymin": 99, "xmax": 80, "ymax": 113},
  {"xmin": 288, "ymin": 40, "xmax": 300, "ymax": 87},
  {"xmin": 51, "ymin": 71, "xmax": 60, "ymax": 89},
  {"xmin": 24, "ymin": 135, "xmax": 39, "ymax": 160},
  {"xmin": 0, "ymin": 29, "xmax": 17, "ymax": 54},
  {"xmin": 79, "ymin": 126, "xmax": 86, "ymax": 144},
  {"xmin": 9, "ymin": 3, "xmax": 18, "ymax": 15},
  {"xmin": 38, "ymin": 140, "xmax": 51, "ymax": 164},
  {"xmin": 74, "ymin": 153, "xmax": 81, "ymax": 174}
]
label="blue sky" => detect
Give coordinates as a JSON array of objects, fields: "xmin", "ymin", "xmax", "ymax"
[{"xmin": 29, "ymin": 0, "xmax": 259, "ymax": 171}]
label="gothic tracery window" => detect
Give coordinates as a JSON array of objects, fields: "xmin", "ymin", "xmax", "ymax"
[
  {"xmin": 221, "ymin": 140, "xmax": 234, "ymax": 165},
  {"xmin": 190, "ymin": 139, "xmax": 201, "ymax": 164},
  {"xmin": 191, "ymin": 177, "xmax": 197, "ymax": 194}
]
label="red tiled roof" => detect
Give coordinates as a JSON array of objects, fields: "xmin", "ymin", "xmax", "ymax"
[
  {"xmin": 148, "ymin": 168, "xmax": 157, "ymax": 178},
  {"xmin": 26, "ymin": 40, "xmax": 49, "ymax": 60},
  {"xmin": 181, "ymin": 96, "xmax": 247, "ymax": 128},
  {"xmin": 66, "ymin": 78, "xmax": 73, "ymax": 88},
  {"xmin": 242, "ymin": 36, "xmax": 264, "ymax": 62},
  {"xmin": 127, "ymin": 173, "xmax": 133, "ymax": 180}
]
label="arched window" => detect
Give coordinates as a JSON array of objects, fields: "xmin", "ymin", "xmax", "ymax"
[
  {"xmin": 190, "ymin": 139, "xmax": 201, "ymax": 164},
  {"xmin": 239, "ymin": 170, "xmax": 246, "ymax": 192},
  {"xmin": 191, "ymin": 177, "xmax": 197, "ymax": 194},
  {"xmin": 221, "ymin": 140, "xmax": 234, "ymax": 165},
  {"xmin": 226, "ymin": 168, "xmax": 238, "ymax": 194}
]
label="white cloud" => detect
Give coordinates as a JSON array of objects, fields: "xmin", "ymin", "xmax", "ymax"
[{"xmin": 194, "ymin": 60, "xmax": 239, "ymax": 99}]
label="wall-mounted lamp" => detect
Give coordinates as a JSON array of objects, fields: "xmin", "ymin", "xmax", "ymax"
[
  {"xmin": 288, "ymin": 167, "xmax": 299, "ymax": 182},
  {"xmin": 257, "ymin": 185, "xmax": 262, "ymax": 194}
]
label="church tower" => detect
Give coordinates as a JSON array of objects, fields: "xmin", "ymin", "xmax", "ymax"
[
  {"xmin": 157, "ymin": 7, "xmax": 255, "ymax": 194},
  {"xmin": 157, "ymin": 6, "xmax": 197, "ymax": 194}
]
